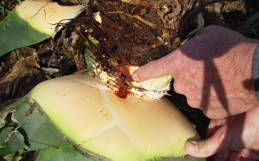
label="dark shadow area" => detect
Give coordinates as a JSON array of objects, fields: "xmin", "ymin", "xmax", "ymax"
[
  {"xmin": 201, "ymin": 59, "xmax": 229, "ymax": 115},
  {"xmin": 253, "ymin": 78, "xmax": 259, "ymax": 95},
  {"xmin": 166, "ymin": 85, "xmax": 210, "ymax": 139}
]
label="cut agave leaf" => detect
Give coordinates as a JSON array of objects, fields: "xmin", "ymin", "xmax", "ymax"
[
  {"xmin": 0, "ymin": 0, "xmax": 84, "ymax": 56},
  {"xmin": 0, "ymin": 71, "xmax": 204, "ymax": 161},
  {"xmin": 29, "ymin": 70, "xmax": 200, "ymax": 161}
]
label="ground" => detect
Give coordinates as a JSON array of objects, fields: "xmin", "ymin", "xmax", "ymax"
[{"xmin": 0, "ymin": 0, "xmax": 259, "ymax": 138}]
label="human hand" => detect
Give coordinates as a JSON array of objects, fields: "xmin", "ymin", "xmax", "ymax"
[
  {"xmin": 184, "ymin": 106, "xmax": 259, "ymax": 161},
  {"xmin": 133, "ymin": 25, "xmax": 259, "ymax": 119}
]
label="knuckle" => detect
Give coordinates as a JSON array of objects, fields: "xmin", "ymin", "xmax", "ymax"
[
  {"xmin": 186, "ymin": 99, "xmax": 200, "ymax": 108},
  {"xmin": 203, "ymin": 110, "xmax": 216, "ymax": 119},
  {"xmin": 173, "ymin": 79, "xmax": 185, "ymax": 95},
  {"xmin": 203, "ymin": 108, "xmax": 227, "ymax": 119}
]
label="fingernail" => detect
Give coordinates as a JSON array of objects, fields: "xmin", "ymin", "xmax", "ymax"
[
  {"xmin": 189, "ymin": 141, "xmax": 199, "ymax": 154},
  {"xmin": 132, "ymin": 73, "xmax": 139, "ymax": 82}
]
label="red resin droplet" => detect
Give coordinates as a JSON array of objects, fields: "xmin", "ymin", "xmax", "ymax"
[{"xmin": 114, "ymin": 84, "xmax": 128, "ymax": 98}]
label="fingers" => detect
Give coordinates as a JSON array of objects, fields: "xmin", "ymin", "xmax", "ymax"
[
  {"xmin": 132, "ymin": 51, "xmax": 177, "ymax": 82},
  {"xmin": 239, "ymin": 148, "xmax": 259, "ymax": 160},
  {"xmin": 186, "ymin": 109, "xmax": 259, "ymax": 159},
  {"xmin": 210, "ymin": 149, "xmax": 259, "ymax": 161},
  {"xmin": 208, "ymin": 118, "xmax": 228, "ymax": 129},
  {"xmin": 185, "ymin": 125, "xmax": 230, "ymax": 158},
  {"xmin": 202, "ymin": 107, "xmax": 230, "ymax": 119}
]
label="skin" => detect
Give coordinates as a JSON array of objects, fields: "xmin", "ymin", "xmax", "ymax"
[{"xmin": 132, "ymin": 25, "xmax": 259, "ymax": 160}]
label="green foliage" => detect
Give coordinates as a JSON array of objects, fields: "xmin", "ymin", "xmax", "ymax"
[
  {"xmin": 0, "ymin": 127, "xmax": 26, "ymax": 156},
  {"xmin": 35, "ymin": 146, "xmax": 100, "ymax": 161},
  {"xmin": 84, "ymin": 40, "xmax": 96, "ymax": 69},
  {"xmin": 88, "ymin": 35, "xmax": 99, "ymax": 46},
  {"xmin": 0, "ymin": 97, "xmax": 69, "ymax": 159},
  {"xmin": 0, "ymin": 0, "xmax": 84, "ymax": 57},
  {"xmin": 0, "ymin": 8, "xmax": 50, "ymax": 57},
  {"xmin": 0, "ymin": 96, "xmax": 102, "ymax": 161},
  {"xmin": 0, "ymin": 2, "xmax": 10, "ymax": 17}
]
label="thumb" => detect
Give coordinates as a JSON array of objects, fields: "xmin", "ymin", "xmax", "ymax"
[
  {"xmin": 185, "ymin": 125, "xmax": 231, "ymax": 158},
  {"xmin": 132, "ymin": 52, "xmax": 176, "ymax": 82}
]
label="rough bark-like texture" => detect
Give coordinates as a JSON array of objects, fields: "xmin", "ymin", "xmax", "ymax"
[{"xmin": 82, "ymin": 0, "xmax": 197, "ymax": 70}]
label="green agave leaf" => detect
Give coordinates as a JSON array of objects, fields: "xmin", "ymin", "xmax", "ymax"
[
  {"xmin": 0, "ymin": 0, "xmax": 84, "ymax": 57},
  {"xmin": 0, "ymin": 98, "xmax": 69, "ymax": 157},
  {"xmin": 0, "ymin": 128, "xmax": 26, "ymax": 156},
  {"xmin": 12, "ymin": 99, "xmax": 69, "ymax": 151},
  {"xmin": 0, "ymin": 8, "xmax": 49, "ymax": 57},
  {"xmin": 0, "ymin": 127, "xmax": 14, "ymax": 148},
  {"xmin": 0, "ymin": 97, "xmax": 101, "ymax": 160},
  {"xmin": 186, "ymin": 158, "xmax": 206, "ymax": 161},
  {"xmin": 2, "ymin": 151, "xmax": 23, "ymax": 161},
  {"xmin": 0, "ymin": 111, "xmax": 9, "ymax": 128},
  {"xmin": 35, "ymin": 146, "xmax": 100, "ymax": 161}
]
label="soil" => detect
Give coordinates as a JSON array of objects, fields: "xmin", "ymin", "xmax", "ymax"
[{"xmin": 1, "ymin": 0, "xmax": 259, "ymax": 138}]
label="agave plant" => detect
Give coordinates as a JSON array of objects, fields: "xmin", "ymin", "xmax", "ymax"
[
  {"xmin": 0, "ymin": 0, "xmax": 207, "ymax": 160},
  {"xmin": 0, "ymin": 69, "xmax": 205, "ymax": 161}
]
